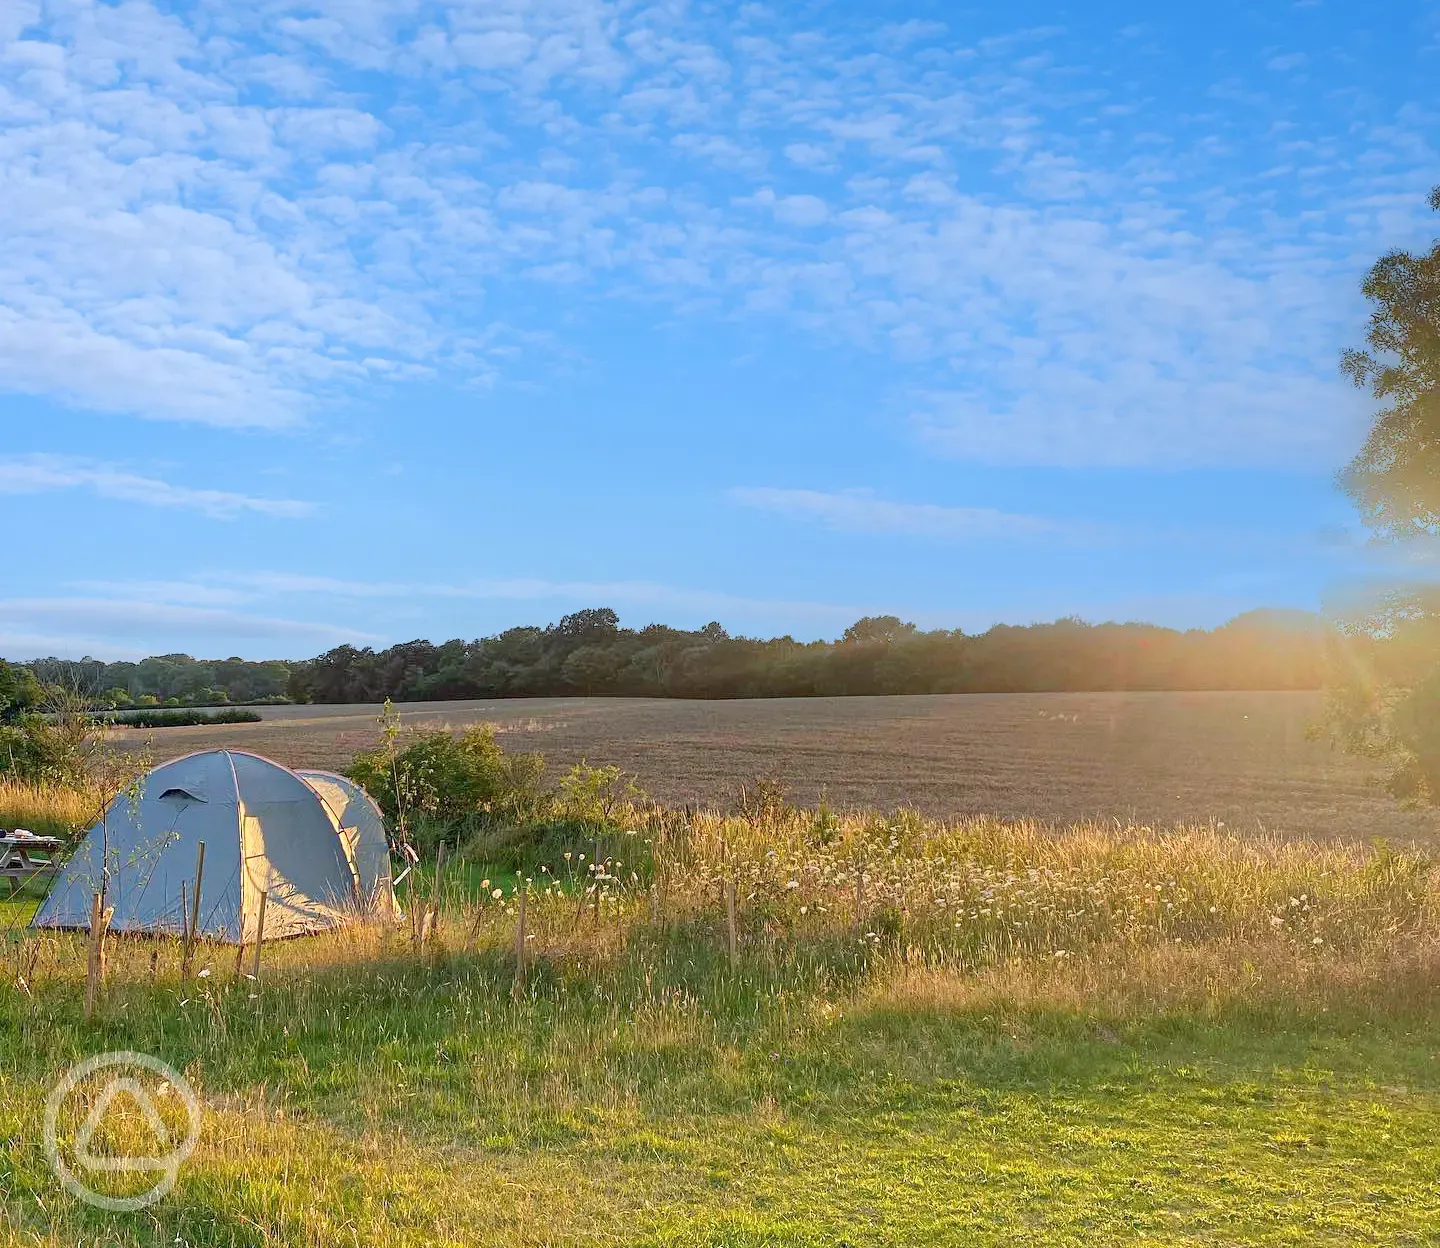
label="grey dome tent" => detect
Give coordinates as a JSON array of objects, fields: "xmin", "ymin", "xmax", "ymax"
[
  {"xmin": 32, "ymin": 750, "xmax": 394, "ymax": 942},
  {"xmin": 296, "ymin": 769, "xmax": 395, "ymax": 917}
]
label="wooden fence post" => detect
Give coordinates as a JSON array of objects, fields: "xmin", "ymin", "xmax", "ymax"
[
  {"xmin": 181, "ymin": 841, "xmax": 206, "ymax": 980},
  {"xmin": 179, "ymin": 880, "xmax": 190, "ymax": 981},
  {"xmin": 250, "ymin": 890, "xmax": 268, "ymax": 982},
  {"xmin": 725, "ymin": 878, "xmax": 738, "ymax": 968},
  {"xmin": 84, "ymin": 892, "xmax": 103, "ymax": 1021},
  {"xmin": 429, "ymin": 842, "xmax": 447, "ymax": 943},
  {"xmin": 190, "ymin": 841, "xmax": 206, "ymax": 935},
  {"xmin": 593, "ymin": 838, "xmax": 603, "ymax": 922},
  {"xmin": 511, "ymin": 885, "xmax": 528, "ymax": 1002}
]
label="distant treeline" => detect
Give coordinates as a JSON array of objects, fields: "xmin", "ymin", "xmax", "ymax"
[
  {"xmin": 4, "ymin": 608, "xmax": 1325, "ymax": 710},
  {"xmin": 13, "ymin": 654, "xmax": 291, "ymax": 710},
  {"xmin": 291, "ymin": 608, "xmax": 1324, "ymax": 702}
]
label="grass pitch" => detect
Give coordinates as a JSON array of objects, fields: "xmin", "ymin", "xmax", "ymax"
[{"xmin": 1, "ymin": 805, "xmax": 1437, "ymax": 1245}]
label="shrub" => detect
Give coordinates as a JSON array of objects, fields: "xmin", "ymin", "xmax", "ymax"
[
  {"xmin": 109, "ymin": 708, "xmax": 262, "ymax": 728},
  {"xmin": 0, "ymin": 692, "xmax": 148, "ymax": 792},
  {"xmin": 348, "ymin": 724, "xmax": 545, "ymax": 845},
  {"xmin": 0, "ymin": 719, "xmax": 73, "ymax": 786},
  {"xmin": 556, "ymin": 762, "xmax": 646, "ymax": 827}
]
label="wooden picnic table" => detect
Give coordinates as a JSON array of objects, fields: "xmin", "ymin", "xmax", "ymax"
[{"xmin": 1, "ymin": 832, "xmax": 64, "ymax": 895}]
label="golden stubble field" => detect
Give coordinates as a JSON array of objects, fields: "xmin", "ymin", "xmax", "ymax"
[{"xmin": 106, "ymin": 690, "xmax": 1440, "ymax": 844}]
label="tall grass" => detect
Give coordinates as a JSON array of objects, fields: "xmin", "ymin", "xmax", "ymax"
[
  {"xmin": 448, "ymin": 802, "xmax": 1435, "ymax": 969},
  {"xmin": 3, "ymin": 795, "xmax": 1439, "ymax": 1244},
  {"xmin": 8, "ymin": 796, "xmax": 1433, "ymax": 995},
  {"xmin": 0, "ymin": 778, "xmax": 96, "ymax": 840}
]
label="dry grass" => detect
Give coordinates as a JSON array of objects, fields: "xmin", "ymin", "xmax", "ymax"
[
  {"xmin": 4, "ymin": 798, "xmax": 1440, "ymax": 1244},
  {"xmin": 102, "ymin": 690, "xmax": 1440, "ymax": 843},
  {"xmin": 0, "ymin": 779, "xmax": 98, "ymax": 840},
  {"xmin": 10, "ymin": 804, "xmax": 1433, "ymax": 994}
]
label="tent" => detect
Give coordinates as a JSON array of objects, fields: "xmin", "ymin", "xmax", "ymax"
[
  {"xmin": 296, "ymin": 768, "xmax": 395, "ymax": 916},
  {"xmin": 32, "ymin": 750, "xmax": 394, "ymax": 942}
]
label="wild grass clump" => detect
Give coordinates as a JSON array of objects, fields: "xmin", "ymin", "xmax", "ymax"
[{"xmin": 0, "ymin": 777, "xmax": 97, "ymax": 839}]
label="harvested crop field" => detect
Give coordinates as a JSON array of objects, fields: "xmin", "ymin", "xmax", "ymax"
[{"xmin": 108, "ymin": 691, "xmax": 1439, "ymax": 844}]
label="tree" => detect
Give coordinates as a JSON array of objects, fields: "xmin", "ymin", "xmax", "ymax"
[
  {"xmin": 1325, "ymin": 186, "xmax": 1440, "ymax": 801},
  {"xmin": 0, "ymin": 661, "xmax": 45, "ymax": 721},
  {"xmin": 561, "ymin": 644, "xmax": 623, "ymax": 694},
  {"xmin": 1340, "ymin": 186, "xmax": 1440, "ymax": 539},
  {"xmin": 842, "ymin": 616, "xmax": 919, "ymax": 645},
  {"xmin": 551, "ymin": 608, "xmax": 620, "ymax": 642}
]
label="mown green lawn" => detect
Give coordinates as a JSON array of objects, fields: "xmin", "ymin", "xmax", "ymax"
[{"xmin": 1, "ymin": 934, "xmax": 1438, "ymax": 1247}]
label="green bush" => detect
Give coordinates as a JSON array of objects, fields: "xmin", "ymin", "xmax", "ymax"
[
  {"xmin": 454, "ymin": 762, "xmax": 653, "ymax": 876},
  {"xmin": 0, "ymin": 718, "xmax": 71, "ymax": 785},
  {"xmin": 0, "ymin": 702, "xmax": 115, "ymax": 787},
  {"xmin": 109, "ymin": 708, "xmax": 262, "ymax": 728},
  {"xmin": 348, "ymin": 724, "xmax": 545, "ymax": 849}
]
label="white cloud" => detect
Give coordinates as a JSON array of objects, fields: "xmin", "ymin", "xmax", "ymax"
[
  {"xmin": 773, "ymin": 194, "xmax": 830, "ymax": 226},
  {"xmin": 0, "ymin": 455, "xmax": 314, "ymax": 519},
  {"xmin": 221, "ymin": 571, "xmax": 867, "ymax": 622},
  {"xmin": 68, "ymin": 580, "xmax": 257, "ymax": 607},
  {"xmin": 729, "ymin": 486, "xmax": 1066, "ymax": 540},
  {"xmin": 0, "ymin": 597, "xmax": 370, "ymax": 660},
  {"xmin": 784, "ymin": 142, "xmax": 836, "ymax": 171},
  {"xmin": 0, "ymin": 0, "xmax": 1431, "ymax": 467},
  {"xmin": 77, "ymin": 570, "xmax": 872, "ymax": 629}
]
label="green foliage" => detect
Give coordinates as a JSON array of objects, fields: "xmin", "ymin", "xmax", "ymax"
[
  {"xmin": 106, "ymin": 708, "xmax": 263, "ymax": 728},
  {"xmin": 348, "ymin": 723, "xmax": 545, "ymax": 848},
  {"xmin": 1386, "ymin": 668, "xmax": 1440, "ymax": 802},
  {"xmin": 842, "ymin": 614, "xmax": 917, "ymax": 644},
  {"xmin": 5, "ymin": 607, "xmax": 1333, "ymax": 712},
  {"xmin": 0, "ymin": 660, "xmax": 44, "ymax": 722},
  {"xmin": 556, "ymin": 761, "xmax": 646, "ymax": 827},
  {"xmin": 21, "ymin": 652, "xmax": 292, "ymax": 705},
  {"xmin": 0, "ymin": 693, "xmax": 145, "ymax": 791},
  {"xmin": 285, "ymin": 607, "xmax": 1326, "ymax": 704},
  {"xmin": 1340, "ymin": 184, "xmax": 1440, "ymax": 539},
  {"xmin": 0, "ymin": 717, "xmax": 74, "ymax": 786},
  {"xmin": 1319, "ymin": 191, "xmax": 1440, "ymax": 803},
  {"xmin": 559, "ymin": 643, "xmax": 623, "ymax": 693}
]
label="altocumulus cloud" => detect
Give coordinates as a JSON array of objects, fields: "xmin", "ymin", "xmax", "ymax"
[{"xmin": 0, "ymin": 0, "xmax": 1432, "ymax": 461}]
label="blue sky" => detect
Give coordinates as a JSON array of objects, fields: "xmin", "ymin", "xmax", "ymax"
[{"xmin": 1, "ymin": 0, "xmax": 1437, "ymax": 660}]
